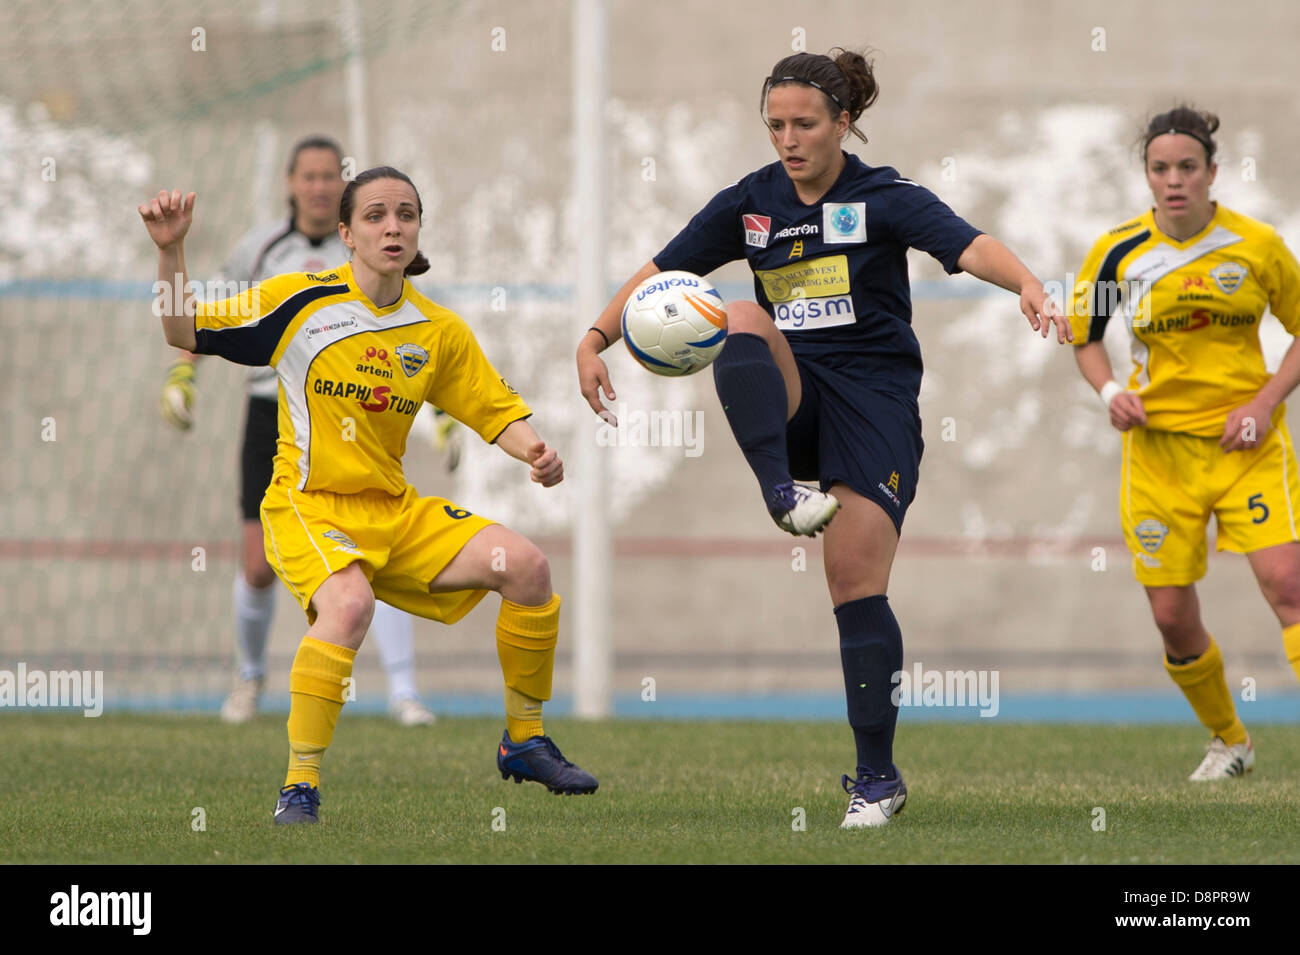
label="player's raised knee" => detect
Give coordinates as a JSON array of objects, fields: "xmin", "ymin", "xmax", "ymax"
[{"xmin": 725, "ymin": 300, "xmax": 774, "ymax": 337}]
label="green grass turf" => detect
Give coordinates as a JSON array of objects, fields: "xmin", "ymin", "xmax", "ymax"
[{"xmin": 3, "ymin": 713, "xmax": 1299, "ymax": 864}]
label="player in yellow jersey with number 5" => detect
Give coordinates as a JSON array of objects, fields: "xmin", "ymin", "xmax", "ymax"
[
  {"xmin": 1071, "ymin": 106, "xmax": 1300, "ymax": 780},
  {"xmin": 140, "ymin": 167, "xmax": 597, "ymax": 823}
]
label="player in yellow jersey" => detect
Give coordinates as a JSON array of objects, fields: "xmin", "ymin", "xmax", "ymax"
[
  {"xmin": 140, "ymin": 167, "xmax": 597, "ymax": 823},
  {"xmin": 160, "ymin": 136, "xmax": 444, "ymax": 729},
  {"xmin": 1071, "ymin": 106, "xmax": 1300, "ymax": 780}
]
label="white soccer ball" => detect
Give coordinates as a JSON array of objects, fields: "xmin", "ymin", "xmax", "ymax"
[{"xmin": 621, "ymin": 270, "xmax": 728, "ymax": 377}]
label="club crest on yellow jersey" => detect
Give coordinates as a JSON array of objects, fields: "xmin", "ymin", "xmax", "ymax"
[
  {"xmin": 395, "ymin": 343, "xmax": 429, "ymax": 377},
  {"xmin": 1210, "ymin": 262, "xmax": 1248, "ymax": 294}
]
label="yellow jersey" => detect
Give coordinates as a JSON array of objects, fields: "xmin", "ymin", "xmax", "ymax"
[
  {"xmin": 1071, "ymin": 205, "xmax": 1300, "ymax": 436},
  {"xmin": 192, "ymin": 262, "xmax": 530, "ymax": 495}
]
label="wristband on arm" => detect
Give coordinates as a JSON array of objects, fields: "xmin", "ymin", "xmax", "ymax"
[{"xmin": 1098, "ymin": 380, "xmax": 1124, "ymax": 410}]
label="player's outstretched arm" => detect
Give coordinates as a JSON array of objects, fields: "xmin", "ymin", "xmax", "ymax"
[
  {"xmin": 1075, "ymin": 340, "xmax": 1146, "ymax": 432},
  {"xmin": 496, "ymin": 419, "xmax": 563, "ymax": 487},
  {"xmin": 577, "ymin": 259, "xmax": 661, "ymax": 422},
  {"xmin": 956, "ymin": 234, "xmax": 1072, "ymax": 344},
  {"xmin": 139, "ymin": 189, "xmax": 198, "ymax": 351}
]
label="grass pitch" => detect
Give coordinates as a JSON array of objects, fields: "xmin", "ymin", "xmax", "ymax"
[{"xmin": 4, "ymin": 713, "xmax": 1299, "ymax": 864}]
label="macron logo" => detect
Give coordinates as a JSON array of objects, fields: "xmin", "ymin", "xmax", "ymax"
[
  {"xmin": 50, "ymin": 885, "xmax": 151, "ymax": 936},
  {"xmin": 743, "ymin": 214, "xmax": 772, "ymax": 248}
]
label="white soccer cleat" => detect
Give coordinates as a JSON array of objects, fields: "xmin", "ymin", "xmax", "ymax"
[
  {"xmin": 390, "ymin": 697, "xmax": 437, "ymax": 726},
  {"xmin": 1188, "ymin": 736, "xmax": 1254, "ymax": 781},
  {"xmin": 840, "ymin": 772, "xmax": 907, "ymax": 829},
  {"xmin": 770, "ymin": 482, "xmax": 840, "ymax": 537},
  {"xmin": 219, "ymin": 676, "xmax": 263, "ymax": 724}
]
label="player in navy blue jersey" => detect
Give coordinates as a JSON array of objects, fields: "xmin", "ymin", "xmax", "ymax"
[{"xmin": 577, "ymin": 48, "xmax": 1071, "ymax": 828}]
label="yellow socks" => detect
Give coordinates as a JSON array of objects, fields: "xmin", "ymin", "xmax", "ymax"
[
  {"xmin": 1163, "ymin": 636, "xmax": 1247, "ymax": 745},
  {"xmin": 1284, "ymin": 623, "xmax": 1300, "ymax": 687},
  {"xmin": 284, "ymin": 636, "xmax": 356, "ymax": 788},
  {"xmin": 497, "ymin": 593, "xmax": 560, "ymax": 742}
]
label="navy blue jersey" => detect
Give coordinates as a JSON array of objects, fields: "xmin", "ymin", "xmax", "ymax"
[{"xmin": 654, "ymin": 152, "xmax": 981, "ymax": 397}]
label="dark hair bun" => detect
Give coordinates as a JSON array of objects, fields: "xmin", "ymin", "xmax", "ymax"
[{"xmin": 830, "ymin": 47, "xmax": 879, "ymax": 121}]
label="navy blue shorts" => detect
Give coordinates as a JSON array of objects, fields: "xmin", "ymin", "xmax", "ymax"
[{"xmin": 785, "ymin": 354, "xmax": 924, "ymax": 534}]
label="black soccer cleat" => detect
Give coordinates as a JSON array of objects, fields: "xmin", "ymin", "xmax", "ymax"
[{"xmin": 497, "ymin": 730, "xmax": 598, "ymax": 795}]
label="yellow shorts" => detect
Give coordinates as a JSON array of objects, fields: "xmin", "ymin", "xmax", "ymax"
[
  {"xmin": 1121, "ymin": 413, "xmax": 1300, "ymax": 587},
  {"xmin": 260, "ymin": 480, "xmax": 494, "ymax": 624}
]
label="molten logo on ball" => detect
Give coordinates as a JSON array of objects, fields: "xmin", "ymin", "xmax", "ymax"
[{"xmin": 621, "ymin": 270, "xmax": 728, "ymax": 377}]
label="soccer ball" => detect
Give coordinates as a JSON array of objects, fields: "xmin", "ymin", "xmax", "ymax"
[{"xmin": 621, "ymin": 271, "xmax": 728, "ymax": 376}]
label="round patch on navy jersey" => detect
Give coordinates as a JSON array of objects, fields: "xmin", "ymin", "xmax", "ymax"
[{"xmin": 823, "ymin": 202, "xmax": 866, "ymax": 244}]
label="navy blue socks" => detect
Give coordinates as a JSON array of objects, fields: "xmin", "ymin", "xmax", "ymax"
[
  {"xmin": 711, "ymin": 332, "xmax": 791, "ymax": 512},
  {"xmin": 716, "ymin": 335, "xmax": 901, "ymax": 779},
  {"xmin": 835, "ymin": 594, "xmax": 903, "ymax": 779}
]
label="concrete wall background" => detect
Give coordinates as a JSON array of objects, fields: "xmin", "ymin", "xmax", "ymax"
[{"xmin": 4, "ymin": 0, "xmax": 1300, "ymax": 709}]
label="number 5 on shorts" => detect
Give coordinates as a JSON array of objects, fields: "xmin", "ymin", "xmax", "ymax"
[{"xmin": 1248, "ymin": 493, "xmax": 1270, "ymax": 524}]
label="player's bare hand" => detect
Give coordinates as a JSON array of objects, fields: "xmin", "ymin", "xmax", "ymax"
[
  {"xmin": 527, "ymin": 440, "xmax": 563, "ymax": 487},
  {"xmin": 577, "ymin": 347, "xmax": 617, "ymax": 423},
  {"xmin": 1020, "ymin": 282, "xmax": 1072, "ymax": 343},
  {"xmin": 138, "ymin": 189, "xmax": 196, "ymax": 250},
  {"xmin": 1108, "ymin": 391, "xmax": 1147, "ymax": 432},
  {"xmin": 1220, "ymin": 398, "xmax": 1274, "ymax": 452}
]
